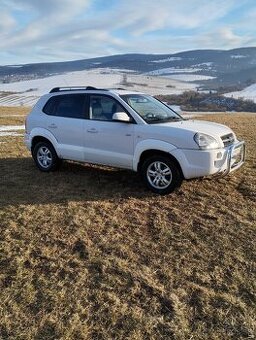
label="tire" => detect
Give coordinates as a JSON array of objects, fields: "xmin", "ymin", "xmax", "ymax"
[
  {"xmin": 141, "ymin": 155, "xmax": 182, "ymax": 195},
  {"xmin": 32, "ymin": 141, "xmax": 60, "ymax": 172}
]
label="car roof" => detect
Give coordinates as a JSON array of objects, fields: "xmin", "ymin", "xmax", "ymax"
[{"xmin": 48, "ymin": 87, "xmax": 144, "ymax": 96}]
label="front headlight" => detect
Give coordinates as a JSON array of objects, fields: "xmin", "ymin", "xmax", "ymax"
[{"xmin": 194, "ymin": 133, "xmax": 219, "ymax": 150}]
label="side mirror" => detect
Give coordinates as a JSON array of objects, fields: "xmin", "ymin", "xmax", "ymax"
[{"xmin": 112, "ymin": 112, "xmax": 131, "ymax": 122}]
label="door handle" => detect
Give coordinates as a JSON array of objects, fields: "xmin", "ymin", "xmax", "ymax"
[
  {"xmin": 87, "ymin": 128, "xmax": 98, "ymax": 133},
  {"xmin": 48, "ymin": 123, "xmax": 57, "ymax": 129}
]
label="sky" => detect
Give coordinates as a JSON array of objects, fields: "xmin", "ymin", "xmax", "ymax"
[{"xmin": 0, "ymin": 0, "xmax": 255, "ymax": 65}]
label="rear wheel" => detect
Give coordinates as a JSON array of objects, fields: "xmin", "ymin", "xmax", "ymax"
[
  {"xmin": 141, "ymin": 155, "xmax": 182, "ymax": 194},
  {"xmin": 32, "ymin": 141, "xmax": 60, "ymax": 172}
]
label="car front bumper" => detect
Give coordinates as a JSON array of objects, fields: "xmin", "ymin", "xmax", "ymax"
[
  {"xmin": 171, "ymin": 141, "xmax": 245, "ymax": 179},
  {"xmin": 214, "ymin": 141, "xmax": 245, "ymax": 177}
]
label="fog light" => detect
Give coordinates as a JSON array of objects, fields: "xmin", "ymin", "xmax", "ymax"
[{"xmin": 217, "ymin": 152, "xmax": 222, "ymax": 159}]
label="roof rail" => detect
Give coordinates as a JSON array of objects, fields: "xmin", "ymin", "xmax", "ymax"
[
  {"xmin": 49, "ymin": 86, "xmax": 100, "ymax": 93},
  {"xmin": 48, "ymin": 86, "xmax": 131, "ymax": 94}
]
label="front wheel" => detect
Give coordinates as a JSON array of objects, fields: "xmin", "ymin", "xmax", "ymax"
[
  {"xmin": 32, "ymin": 141, "xmax": 60, "ymax": 172},
  {"xmin": 141, "ymin": 155, "xmax": 182, "ymax": 195}
]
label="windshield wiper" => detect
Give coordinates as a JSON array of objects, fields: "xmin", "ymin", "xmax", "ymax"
[
  {"xmin": 162, "ymin": 117, "xmax": 181, "ymax": 122},
  {"xmin": 147, "ymin": 116, "xmax": 182, "ymax": 124}
]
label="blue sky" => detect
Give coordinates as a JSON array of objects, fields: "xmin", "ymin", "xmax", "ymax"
[{"xmin": 0, "ymin": 0, "xmax": 255, "ymax": 65}]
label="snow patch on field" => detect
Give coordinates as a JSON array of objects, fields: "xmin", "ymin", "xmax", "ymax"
[
  {"xmin": 0, "ymin": 68, "xmax": 199, "ymax": 107},
  {"xmin": 192, "ymin": 62, "xmax": 215, "ymax": 70},
  {"xmin": 0, "ymin": 125, "xmax": 25, "ymax": 131},
  {"xmin": 224, "ymin": 83, "xmax": 256, "ymax": 103},
  {"xmin": 151, "ymin": 57, "xmax": 182, "ymax": 63},
  {"xmin": 0, "ymin": 68, "xmax": 123, "ymax": 96},
  {"xmin": 0, "ymin": 125, "xmax": 25, "ymax": 137},
  {"xmin": 230, "ymin": 55, "xmax": 247, "ymax": 59},
  {"xmin": 0, "ymin": 131, "xmax": 23, "ymax": 137},
  {"xmin": 163, "ymin": 74, "xmax": 216, "ymax": 82},
  {"xmin": 0, "ymin": 94, "xmax": 38, "ymax": 107},
  {"xmin": 195, "ymin": 62, "xmax": 213, "ymax": 67},
  {"xmin": 0, "ymin": 114, "xmax": 27, "ymax": 117},
  {"xmin": 148, "ymin": 68, "xmax": 202, "ymax": 75}
]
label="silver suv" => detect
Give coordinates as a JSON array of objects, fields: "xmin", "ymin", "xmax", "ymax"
[{"xmin": 25, "ymin": 86, "xmax": 245, "ymax": 194}]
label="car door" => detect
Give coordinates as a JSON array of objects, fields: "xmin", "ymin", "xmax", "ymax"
[
  {"xmin": 44, "ymin": 93, "xmax": 86, "ymax": 161},
  {"xmin": 84, "ymin": 94, "xmax": 135, "ymax": 168}
]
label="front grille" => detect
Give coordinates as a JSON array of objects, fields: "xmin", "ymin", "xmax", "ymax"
[{"xmin": 221, "ymin": 133, "xmax": 235, "ymax": 147}]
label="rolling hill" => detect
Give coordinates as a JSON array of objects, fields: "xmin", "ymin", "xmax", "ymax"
[
  {"xmin": 0, "ymin": 47, "xmax": 256, "ymax": 107},
  {"xmin": 1, "ymin": 47, "xmax": 256, "ymax": 89}
]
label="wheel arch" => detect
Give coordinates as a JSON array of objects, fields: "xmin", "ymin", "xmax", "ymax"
[
  {"xmin": 31, "ymin": 136, "xmax": 54, "ymax": 152},
  {"xmin": 137, "ymin": 149, "xmax": 184, "ymax": 178},
  {"xmin": 30, "ymin": 128, "xmax": 59, "ymax": 155}
]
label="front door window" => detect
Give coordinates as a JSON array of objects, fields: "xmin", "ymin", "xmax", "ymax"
[{"xmin": 89, "ymin": 95, "xmax": 126, "ymax": 121}]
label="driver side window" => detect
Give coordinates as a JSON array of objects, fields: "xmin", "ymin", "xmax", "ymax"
[{"xmin": 89, "ymin": 95, "xmax": 125, "ymax": 121}]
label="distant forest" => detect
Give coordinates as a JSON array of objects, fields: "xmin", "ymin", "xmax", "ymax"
[{"xmin": 156, "ymin": 91, "xmax": 256, "ymax": 112}]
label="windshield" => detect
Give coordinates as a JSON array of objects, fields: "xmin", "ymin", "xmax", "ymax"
[{"xmin": 120, "ymin": 94, "xmax": 183, "ymax": 124}]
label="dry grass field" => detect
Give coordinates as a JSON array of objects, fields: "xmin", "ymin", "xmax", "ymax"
[{"xmin": 0, "ymin": 107, "xmax": 255, "ymax": 339}]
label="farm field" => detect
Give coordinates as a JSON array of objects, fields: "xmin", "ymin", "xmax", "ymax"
[
  {"xmin": 0, "ymin": 107, "xmax": 255, "ymax": 339},
  {"xmin": 0, "ymin": 68, "xmax": 198, "ymax": 107}
]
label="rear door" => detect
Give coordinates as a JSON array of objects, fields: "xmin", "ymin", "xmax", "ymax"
[
  {"xmin": 44, "ymin": 94, "xmax": 87, "ymax": 161},
  {"xmin": 84, "ymin": 94, "xmax": 135, "ymax": 168}
]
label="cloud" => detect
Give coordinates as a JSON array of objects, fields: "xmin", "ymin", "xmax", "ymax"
[
  {"xmin": 0, "ymin": 11, "xmax": 16, "ymax": 33},
  {"xmin": 217, "ymin": 28, "xmax": 247, "ymax": 46},
  {"xmin": 94, "ymin": 0, "xmax": 246, "ymax": 34},
  {"xmin": 2, "ymin": 0, "xmax": 89, "ymax": 16},
  {"xmin": 0, "ymin": 0, "xmax": 91, "ymax": 47},
  {"xmin": 0, "ymin": 0, "xmax": 255, "ymax": 64}
]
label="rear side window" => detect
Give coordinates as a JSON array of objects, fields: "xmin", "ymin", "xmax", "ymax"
[{"xmin": 43, "ymin": 94, "xmax": 86, "ymax": 119}]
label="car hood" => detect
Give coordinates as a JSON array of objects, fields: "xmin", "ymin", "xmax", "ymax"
[
  {"xmin": 137, "ymin": 119, "xmax": 236, "ymax": 149},
  {"xmin": 157, "ymin": 119, "xmax": 234, "ymax": 138}
]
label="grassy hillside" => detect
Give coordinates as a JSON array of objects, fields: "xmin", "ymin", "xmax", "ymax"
[{"xmin": 0, "ymin": 108, "xmax": 255, "ymax": 339}]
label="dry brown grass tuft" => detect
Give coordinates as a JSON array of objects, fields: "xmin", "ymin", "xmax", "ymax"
[
  {"xmin": 0, "ymin": 106, "xmax": 28, "ymax": 126},
  {"xmin": 0, "ymin": 108, "xmax": 255, "ymax": 339}
]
